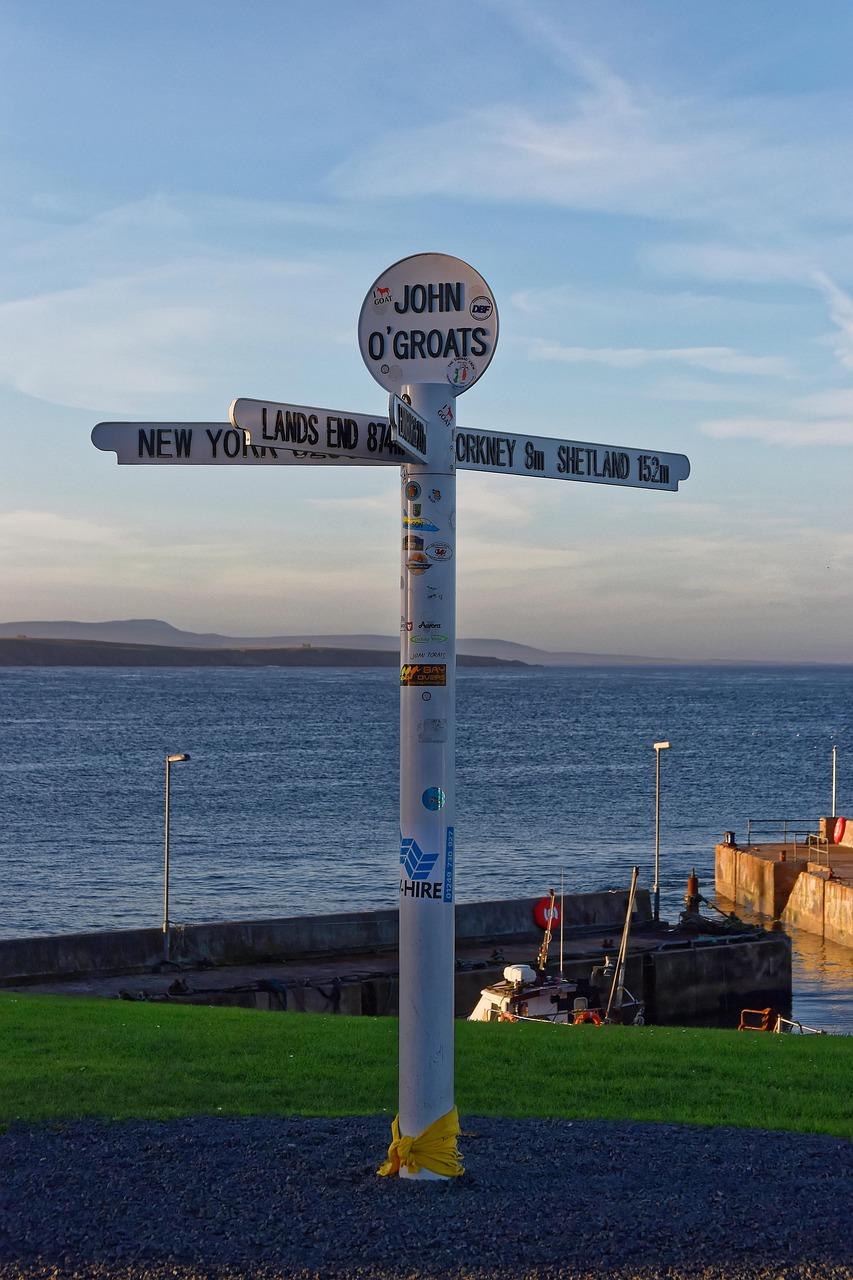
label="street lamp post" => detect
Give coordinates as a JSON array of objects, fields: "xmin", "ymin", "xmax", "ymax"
[
  {"xmin": 832, "ymin": 745, "xmax": 838, "ymax": 819},
  {"xmin": 653, "ymin": 741, "xmax": 671, "ymax": 924},
  {"xmin": 163, "ymin": 752, "xmax": 190, "ymax": 961}
]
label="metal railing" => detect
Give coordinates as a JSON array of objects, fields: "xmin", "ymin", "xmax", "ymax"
[
  {"xmin": 739, "ymin": 1007, "xmax": 826, "ymax": 1035},
  {"xmin": 745, "ymin": 818, "xmax": 818, "ymax": 854},
  {"xmin": 805, "ymin": 832, "xmax": 832, "ymax": 868}
]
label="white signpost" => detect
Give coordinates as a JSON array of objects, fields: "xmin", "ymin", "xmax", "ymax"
[
  {"xmin": 92, "ymin": 415, "xmax": 690, "ymax": 490},
  {"xmin": 92, "ymin": 251, "xmax": 690, "ymax": 1181}
]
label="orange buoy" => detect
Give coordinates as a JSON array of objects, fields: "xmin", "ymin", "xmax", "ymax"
[{"xmin": 833, "ymin": 816, "xmax": 846, "ymax": 844}]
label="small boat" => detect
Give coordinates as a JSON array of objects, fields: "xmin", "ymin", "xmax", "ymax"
[
  {"xmin": 468, "ymin": 867, "xmax": 646, "ymax": 1027},
  {"xmin": 467, "ymin": 960, "xmax": 645, "ymax": 1026}
]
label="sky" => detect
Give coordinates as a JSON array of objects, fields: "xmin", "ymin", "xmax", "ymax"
[{"xmin": 2, "ymin": 0, "xmax": 853, "ymax": 662}]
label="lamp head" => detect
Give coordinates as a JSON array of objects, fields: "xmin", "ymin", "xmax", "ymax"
[{"xmin": 166, "ymin": 753, "xmax": 190, "ymax": 763}]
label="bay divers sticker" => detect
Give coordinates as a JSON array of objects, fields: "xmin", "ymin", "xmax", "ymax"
[{"xmin": 400, "ymin": 664, "xmax": 446, "ymax": 686}]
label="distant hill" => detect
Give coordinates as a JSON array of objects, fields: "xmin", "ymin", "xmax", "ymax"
[
  {"xmin": 0, "ymin": 618, "xmax": 684, "ymax": 666},
  {"xmin": 0, "ymin": 637, "xmax": 529, "ymax": 670}
]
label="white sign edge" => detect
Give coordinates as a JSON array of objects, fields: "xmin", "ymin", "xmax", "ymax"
[
  {"xmin": 90, "ymin": 420, "xmax": 403, "ymax": 466},
  {"xmin": 453, "ymin": 426, "xmax": 690, "ymax": 491}
]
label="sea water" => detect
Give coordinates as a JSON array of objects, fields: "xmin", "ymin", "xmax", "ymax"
[{"xmin": 1, "ymin": 664, "xmax": 852, "ymax": 1029}]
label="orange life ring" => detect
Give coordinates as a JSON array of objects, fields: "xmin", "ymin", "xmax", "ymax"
[
  {"xmin": 833, "ymin": 816, "xmax": 846, "ymax": 844},
  {"xmin": 533, "ymin": 896, "xmax": 561, "ymax": 930},
  {"xmin": 573, "ymin": 1010, "xmax": 602, "ymax": 1026}
]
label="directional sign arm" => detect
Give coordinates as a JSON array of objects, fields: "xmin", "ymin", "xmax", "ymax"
[
  {"xmin": 91, "ymin": 420, "xmax": 402, "ymax": 466},
  {"xmin": 389, "ymin": 394, "xmax": 429, "ymax": 462},
  {"xmin": 453, "ymin": 427, "xmax": 690, "ymax": 491},
  {"xmin": 230, "ymin": 398, "xmax": 421, "ymax": 463}
]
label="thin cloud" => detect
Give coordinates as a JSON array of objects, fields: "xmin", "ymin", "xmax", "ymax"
[
  {"xmin": 0, "ymin": 257, "xmax": 350, "ymax": 414},
  {"xmin": 331, "ymin": 58, "xmax": 853, "ymax": 229},
  {"xmin": 644, "ymin": 242, "xmax": 811, "ymax": 285},
  {"xmin": 531, "ymin": 343, "xmax": 788, "ymax": 376},
  {"xmin": 813, "ymin": 272, "xmax": 853, "ymax": 372},
  {"xmin": 701, "ymin": 416, "xmax": 853, "ymax": 446},
  {"xmin": 0, "ymin": 509, "xmax": 117, "ymax": 548}
]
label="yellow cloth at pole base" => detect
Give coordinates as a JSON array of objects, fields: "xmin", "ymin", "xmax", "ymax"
[{"xmin": 377, "ymin": 1105, "xmax": 464, "ymax": 1178}]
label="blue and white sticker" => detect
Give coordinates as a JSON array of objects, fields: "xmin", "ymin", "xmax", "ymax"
[
  {"xmin": 400, "ymin": 837, "xmax": 438, "ymax": 881},
  {"xmin": 422, "ymin": 787, "xmax": 446, "ymax": 811},
  {"xmin": 444, "ymin": 828, "xmax": 455, "ymax": 902}
]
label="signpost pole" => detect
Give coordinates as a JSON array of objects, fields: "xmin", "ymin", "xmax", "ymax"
[
  {"xmin": 92, "ymin": 249, "xmax": 689, "ymax": 1183},
  {"xmin": 397, "ymin": 383, "xmax": 457, "ymax": 1176}
]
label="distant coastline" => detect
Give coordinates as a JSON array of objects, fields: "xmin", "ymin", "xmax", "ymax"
[
  {"xmin": 0, "ymin": 637, "xmax": 529, "ymax": 669},
  {"xmin": 0, "ymin": 618, "xmax": 848, "ymax": 668}
]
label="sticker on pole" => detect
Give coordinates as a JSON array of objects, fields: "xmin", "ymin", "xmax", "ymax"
[{"xmin": 359, "ymin": 253, "xmax": 498, "ymax": 396}]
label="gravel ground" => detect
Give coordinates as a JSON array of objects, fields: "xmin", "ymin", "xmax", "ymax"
[{"xmin": 0, "ymin": 1115, "xmax": 850, "ymax": 1280}]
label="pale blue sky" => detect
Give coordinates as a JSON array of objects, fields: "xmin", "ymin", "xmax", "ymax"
[{"xmin": 2, "ymin": 0, "xmax": 853, "ymax": 660}]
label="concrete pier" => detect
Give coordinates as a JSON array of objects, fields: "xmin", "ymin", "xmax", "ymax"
[
  {"xmin": 0, "ymin": 890, "xmax": 791, "ymax": 1028},
  {"xmin": 715, "ymin": 819, "xmax": 853, "ymax": 948}
]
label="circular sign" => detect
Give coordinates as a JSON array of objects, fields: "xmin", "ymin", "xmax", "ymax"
[{"xmin": 358, "ymin": 253, "xmax": 499, "ymax": 396}]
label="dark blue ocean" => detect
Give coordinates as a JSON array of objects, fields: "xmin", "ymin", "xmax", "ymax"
[{"xmin": 2, "ymin": 664, "xmax": 852, "ymax": 1030}]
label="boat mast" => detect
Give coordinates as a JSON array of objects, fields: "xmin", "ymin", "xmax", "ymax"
[{"xmin": 604, "ymin": 866, "xmax": 640, "ymax": 1021}]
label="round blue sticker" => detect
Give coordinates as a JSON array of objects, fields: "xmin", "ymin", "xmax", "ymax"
[{"xmin": 422, "ymin": 787, "xmax": 446, "ymax": 811}]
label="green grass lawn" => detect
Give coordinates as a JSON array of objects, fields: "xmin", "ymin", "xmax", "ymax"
[{"xmin": 1, "ymin": 993, "xmax": 850, "ymax": 1139}]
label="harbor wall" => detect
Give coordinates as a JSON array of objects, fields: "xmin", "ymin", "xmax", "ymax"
[
  {"xmin": 642, "ymin": 934, "xmax": 791, "ymax": 1026},
  {"xmin": 782, "ymin": 872, "xmax": 853, "ymax": 948},
  {"xmin": 716, "ymin": 839, "xmax": 853, "ymax": 948},
  {"xmin": 715, "ymin": 843, "xmax": 803, "ymax": 918},
  {"xmin": 160, "ymin": 931, "xmax": 791, "ymax": 1028},
  {"xmin": 456, "ymin": 933, "xmax": 791, "ymax": 1029},
  {"xmin": 0, "ymin": 888, "xmax": 791, "ymax": 1028},
  {"xmin": 0, "ymin": 889, "xmax": 649, "ymax": 985}
]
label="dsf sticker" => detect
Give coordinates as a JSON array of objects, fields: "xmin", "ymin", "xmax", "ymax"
[
  {"xmin": 400, "ymin": 664, "xmax": 446, "ymax": 686},
  {"xmin": 422, "ymin": 787, "xmax": 446, "ymax": 811}
]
